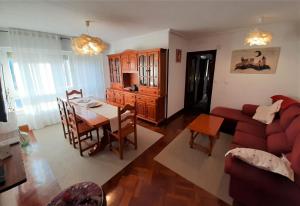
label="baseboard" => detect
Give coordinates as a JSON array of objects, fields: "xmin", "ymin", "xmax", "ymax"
[{"xmin": 163, "ymin": 108, "xmax": 185, "ymax": 125}]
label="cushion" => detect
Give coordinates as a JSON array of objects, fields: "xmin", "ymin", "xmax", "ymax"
[
  {"xmin": 48, "ymin": 182, "xmax": 104, "ymax": 206},
  {"xmin": 225, "ymin": 148, "xmax": 294, "ymax": 181},
  {"xmin": 266, "ymin": 120, "xmax": 282, "ymax": 136},
  {"xmin": 280, "ymin": 105, "xmax": 300, "ymax": 130},
  {"xmin": 236, "ymin": 122, "xmax": 265, "ymax": 139},
  {"xmin": 285, "ymin": 116, "xmax": 300, "ymax": 148},
  {"xmin": 242, "ymin": 104, "xmax": 259, "ymax": 116},
  {"xmin": 233, "ymin": 131, "xmax": 267, "ymax": 150},
  {"xmin": 267, "ymin": 132, "xmax": 290, "ymax": 155},
  {"xmin": 253, "ymin": 100, "xmax": 283, "ymax": 124},
  {"xmin": 271, "ymin": 95, "xmax": 299, "ymax": 111}
]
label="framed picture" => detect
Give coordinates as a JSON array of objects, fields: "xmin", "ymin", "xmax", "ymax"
[
  {"xmin": 230, "ymin": 47, "xmax": 280, "ymax": 74},
  {"xmin": 176, "ymin": 49, "xmax": 182, "ymax": 63}
]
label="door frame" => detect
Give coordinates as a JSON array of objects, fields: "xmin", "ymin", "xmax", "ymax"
[{"xmin": 184, "ymin": 50, "xmax": 217, "ymax": 113}]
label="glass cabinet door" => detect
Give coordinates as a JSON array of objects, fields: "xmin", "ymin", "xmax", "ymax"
[
  {"xmin": 109, "ymin": 58, "xmax": 114, "ymax": 83},
  {"xmin": 138, "ymin": 54, "xmax": 148, "ymax": 86},
  {"xmin": 148, "ymin": 52, "xmax": 159, "ymax": 87},
  {"xmin": 115, "ymin": 58, "xmax": 121, "ymax": 83}
]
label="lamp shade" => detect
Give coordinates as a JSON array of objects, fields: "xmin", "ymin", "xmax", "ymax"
[
  {"xmin": 245, "ymin": 28, "xmax": 272, "ymax": 46},
  {"xmin": 72, "ymin": 34, "xmax": 107, "ymax": 55}
]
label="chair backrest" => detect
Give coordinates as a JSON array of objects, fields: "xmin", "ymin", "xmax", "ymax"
[
  {"xmin": 65, "ymin": 101, "xmax": 79, "ymax": 139},
  {"xmin": 117, "ymin": 104, "xmax": 136, "ymax": 137},
  {"xmin": 57, "ymin": 98, "xmax": 68, "ymax": 125},
  {"xmin": 66, "ymin": 89, "xmax": 83, "ymax": 100}
]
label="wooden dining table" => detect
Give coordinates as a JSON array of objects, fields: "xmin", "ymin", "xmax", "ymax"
[{"xmin": 71, "ymin": 101, "xmax": 113, "ymax": 156}]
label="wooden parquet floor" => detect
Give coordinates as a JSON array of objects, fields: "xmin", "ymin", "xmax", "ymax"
[
  {"xmin": 102, "ymin": 113, "xmax": 230, "ymax": 206},
  {"xmin": 3, "ymin": 112, "xmax": 230, "ymax": 206}
]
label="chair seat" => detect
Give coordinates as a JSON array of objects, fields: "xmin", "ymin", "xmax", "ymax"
[
  {"xmin": 78, "ymin": 122, "xmax": 93, "ymax": 135},
  {"xmin": 111, "ymin": 124, "xmax": 134, "ymax": 139}
]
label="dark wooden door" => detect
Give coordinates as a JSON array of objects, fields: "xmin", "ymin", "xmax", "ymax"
[{"xmin": 184, "ymin": 50, "xmax": 217, "ymax": 114}]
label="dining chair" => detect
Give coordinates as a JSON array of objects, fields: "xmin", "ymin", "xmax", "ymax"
[
  {"xmin": 107, "ymin": 104, "xmax": 137, "ymax": 160},
  {"xmin": 57, "ymin": 98, "xmax": 72, "ymax": 144},
  {"xmin": 66, "ymin": 89, "xmax": 83, "ymax": 101},
  {"xmin": 65, "ymin": 101, "xmax": 100, "ymax": 156}
]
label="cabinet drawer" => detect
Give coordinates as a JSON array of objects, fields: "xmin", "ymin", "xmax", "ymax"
[
  {"xmin": 146, "ymin": 98, "xmax": 156, "ymax": 105},
  {"xmin": 139, "ymin": 87, "xmax": 159, "ymax": 96}
]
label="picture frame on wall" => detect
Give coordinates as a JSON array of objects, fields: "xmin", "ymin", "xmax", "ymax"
[
  {"xmin": 230, "ymin": 47, "xmax": 280, "ymax": 74},
  {"xmin": 176, "ymin": 49, "xmax": 182, "ymax": 63}
]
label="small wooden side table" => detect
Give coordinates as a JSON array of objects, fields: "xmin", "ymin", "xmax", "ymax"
[{"xmin": 187, "ymin": 114, "xmax": 224, "ymax": 156}]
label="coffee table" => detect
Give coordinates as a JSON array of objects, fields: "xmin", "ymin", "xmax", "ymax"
[{"xmin": 187, "ymin": 114, "xmax": 224, "ymax": 156}]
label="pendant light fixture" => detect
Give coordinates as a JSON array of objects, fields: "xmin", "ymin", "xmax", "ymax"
[
  {"xmin": 245, "ymin": 17, "xmax": 272, "ymax": 46},
  {"xmin": 72, "ymin": 20, "xmax": 107, "ymax": 55}
]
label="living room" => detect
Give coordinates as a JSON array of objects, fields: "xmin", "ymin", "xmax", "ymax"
[{"xmin": 0, "ymin": 1, "xmax": 299, "ymax": 206}]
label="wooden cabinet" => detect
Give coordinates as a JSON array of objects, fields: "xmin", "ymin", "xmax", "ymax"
[
  {"xmin": 124, "ymin": 93, "xmax": 136, "ymax": 106},
  {"xmin": 138, "ymin": 49, "xmax": 166, "ymax": 96},
  {"xmin": 106, "ymin": 89, "xmax": 115, "ymax": 103},
  {"xmin": 121, "ymin": 51, "xmax": 137, "ymax": 73},
  {"xmin": 106, "ymin": 48, "xmax": 167, "ymax": 125},
  {"xmin": 108, "ymin": 55, "xmax": 122, "ymax": 89},
  {"xmin": 114, "ymin": 92, "xmax": 124, "ymax": 105}
]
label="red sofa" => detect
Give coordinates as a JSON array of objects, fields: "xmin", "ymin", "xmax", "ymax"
[{"xmin": 211, "ymin": 97, "xmax": 300, "ymax": 206}]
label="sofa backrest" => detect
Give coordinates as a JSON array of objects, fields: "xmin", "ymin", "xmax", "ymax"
[
  {"xmin": 280, "ymin": 105, "xmax": 300, "ymax": 130},
  {"xmin": 286, "ymin": 115, "xmax": 300, "ymax": 149}
]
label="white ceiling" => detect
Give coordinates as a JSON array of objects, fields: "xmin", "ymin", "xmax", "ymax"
[{"xmin": 0, "ymin": 1, "xmax": 299, "ymax": 43}]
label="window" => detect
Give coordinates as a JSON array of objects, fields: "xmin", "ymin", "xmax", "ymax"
[{"xmin": 7, "ymin": 52, "xmax": 23, "ymax": 110}]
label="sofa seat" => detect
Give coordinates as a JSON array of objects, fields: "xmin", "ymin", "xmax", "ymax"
[
  {"xmin": 236, "ymin": 122, "xmax": 266, "ymax": 139},
  {"xmin": 233, "ymin": 131, "xmax": 267, "ymax": 150}
]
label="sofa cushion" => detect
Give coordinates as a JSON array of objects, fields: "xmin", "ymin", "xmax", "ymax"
[
  {"xmin": 267, "ymin": 132, "xmax": 290, "ymax": 155},
  {"xmin": 280, "ymin": 105, "xmax": 300, "ymax": 130},
  {"xmin": 271, "ymin": 95, "xmax": 300, "ymax": 111},
  {"xmin": 242, "ymin": 104, "xmax": 258, "ymax": 116},
  {"xmin": 233, "ymin": 131, "xmax": 267, "ymax": 150},
  {"xmin": 211, "ymin": 107, "xmax": 264, "ymax": 126},
  {"xmin": 285, "ymin": 116, "xmax": 300, "ymax": 148},
  {"xmin": 225, "ymin": 148, "xmax": 294, "ymax": 181},
  {"xmin": 266, "ymin": 120, "xmax": 282, "ymax": 136},
  {"xmin": 236, "ymin": 122, "xmax": 266, "ymax": 139}
]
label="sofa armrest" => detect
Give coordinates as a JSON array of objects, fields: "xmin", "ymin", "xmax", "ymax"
[
  {"xmin": 241, "ymin": 104, "xmax": 258, "ymax": 117},
  {"xmin": 225, "ymin": 155, "xmax": 300, "ymax": 197}
]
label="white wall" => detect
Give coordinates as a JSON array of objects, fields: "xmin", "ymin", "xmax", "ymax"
[
  {"xmin": 188, "ymin": 23, "xmax": 300, "ymax": 110},
  {"xmin": 167, "ymin": 31, "xmax": 188, "ymax": 117},
  {"xmin": 108, "ymin": 29, "xmax": 169, "ymax": 54}
]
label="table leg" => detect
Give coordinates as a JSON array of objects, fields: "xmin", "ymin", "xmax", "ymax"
[
  {"xmin": 208, "ymin": 136, "xmax": 215, "ymax": 156},
  {"xmin": 189, "ymin": 130, "xmax": 198, "ymax": 148}
]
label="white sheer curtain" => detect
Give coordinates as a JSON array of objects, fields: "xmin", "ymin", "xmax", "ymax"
[
  {"xmin": 8, "ymin": 28, "xmax": 106, "ymax": 129},
  {"xmin": 69, "ymin": 54, "xmax": 105, "ymax": 99},
  {"xmin": 9, "ymin": 28, "xmax": 67, "ymax": 129}
]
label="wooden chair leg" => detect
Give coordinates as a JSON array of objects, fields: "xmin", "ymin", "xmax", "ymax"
[
  {"xmin": 62, "ymin": 124, "xmax": 67, "ymax": 139},
  {"xmin": 79, "ymin": 138, "xmax": 83, "ymax": 156},
  {"xmin": 119, "ymin": 138, "xmax": 123, "ymax": 160},
  {"xmin": 96, "ymin": 129, "xmax": 100, "ymax": 145},
  {"xmin": 90, "ymin": 132, "xmax": 93, "ymax": 140},
  {"xmin": 108, "ymin": 134, "xmax": 112, "ymax": 151},
  {"xmin": 72, "ymin": 134, "xmax": 77, "ymax": 148},
  {"xmin": 134, "ymin": 129, "xmax": 137, "ymax": 150}
]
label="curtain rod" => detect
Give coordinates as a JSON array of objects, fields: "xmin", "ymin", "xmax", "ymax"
[{"xmin": 0, "ymin": 29, "xmax": 71, "ymax": 40}]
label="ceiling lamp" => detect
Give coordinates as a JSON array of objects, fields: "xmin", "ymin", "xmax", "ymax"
[
  {"xmin": 244, "ymin": 17, "xmax": 272, "ymax": 46},
  {"xmin": 72, "ymin": 20, "xmax": 107, "ymax": 55}
]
